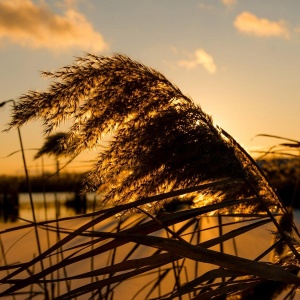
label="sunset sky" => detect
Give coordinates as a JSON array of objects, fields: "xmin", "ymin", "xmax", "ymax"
[{"xmin": 0, "ymin": 0, "xmax": 299, "ymax": 175}]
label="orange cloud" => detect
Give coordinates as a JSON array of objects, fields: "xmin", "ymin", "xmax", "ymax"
[
  {"xmin": 178, "ymin": 49, "xmax": 217, "ymax": 74},
  {"xmin": 234, "ymin": 11, "xmax": 290, "ymax": 39},
  {"xmin": 294, "ymin": 26, "xmax": 300, "ymax": 34},
  {"xmin": 221, "ymin": 0, "xmax": 236, "ymax": 6},
  {"xmin": 0, "ymin": 0, "xmax": 109, "ymax": 52}
]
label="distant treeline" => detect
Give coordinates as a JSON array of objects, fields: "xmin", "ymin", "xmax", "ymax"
[
  {"xmin": 0, "ymin": 158, "xmax": 300, "ymax": 207},
  {"xmin": 0, "ymin": 172, "xmax": 87, "ymax": 193},
  {"xmin": 258, "ymin": 158, "xmax": 300, "ymax": 208}
]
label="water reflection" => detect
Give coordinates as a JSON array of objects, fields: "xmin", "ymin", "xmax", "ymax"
[
  {"xmin": 0, "ymin": 190, "xmax": 19, "ymax": 222},
  {"xmin": 0, "ymin": 192, "xmax": 99, "ymax": 223}
]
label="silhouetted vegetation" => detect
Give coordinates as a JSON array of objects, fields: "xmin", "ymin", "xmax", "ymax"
[
  {"xmin": 0, "ymin": 173, "xmax": 85, "ymax": 193},
  {"xmin": 0, "ymin": 54, "xmax": 299, "ymax": 299},
  {"xmin": 259, "ymin": 158, "xmax": 300, "ymax": 208}
]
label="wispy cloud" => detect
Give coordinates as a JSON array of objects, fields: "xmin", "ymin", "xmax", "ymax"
[
  {"xmin": 198, "ymin": 2, "xmax": 214, "ymax": 10},
  {"xmin": 221, "ymin": 0, "xmax": 236, "ymax": 6},
  {"xmin": 234, "ymin": 11, "xmax": 290, "ymax": 39},
  {"xmin": 295, "ymin": 26, "xmax": 300, "ymax": 35},
  {"xmin": 0, "ymin": 0, "xmax": 109, "ymax": 52},
  {"xmin": 178, "ymin": 48, "xmax": 217, "ymax": 74}
]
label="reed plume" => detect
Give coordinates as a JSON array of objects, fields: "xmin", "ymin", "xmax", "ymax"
[
  {"xmin": 8, "ymin": 53, "xmax": 281, "ymax": 214},
  {"xmin": 34, "ymin": 132, "xmax": 68, "ymax": 159}
]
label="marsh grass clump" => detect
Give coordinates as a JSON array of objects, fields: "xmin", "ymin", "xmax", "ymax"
[{"xmin": 1, "ymin": 54, "xmax": 300, "ymax": 299}]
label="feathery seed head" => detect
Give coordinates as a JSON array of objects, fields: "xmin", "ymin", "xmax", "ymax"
[{"xmin": 8, "ymin": 53, "xmax": 281, "ymax": 214}]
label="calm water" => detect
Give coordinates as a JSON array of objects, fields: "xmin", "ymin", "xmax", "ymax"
[
  {"xmin": 2, "ymin": 192, "xmax": 300, "ymax": 226},
  {"xmin": 1, "ymin": 194, "xmax": 300, "ymax": 299},
  {"xmin": 0, "ymin": 192, "xmax": 101, "ymax": 223}
]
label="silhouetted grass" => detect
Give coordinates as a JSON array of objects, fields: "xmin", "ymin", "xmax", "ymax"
[{"xmin": 0, "ymin": 54, "xmax": 299, "ymax": 299}]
